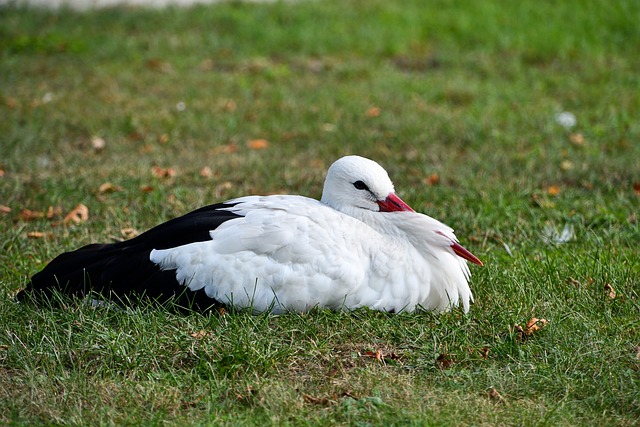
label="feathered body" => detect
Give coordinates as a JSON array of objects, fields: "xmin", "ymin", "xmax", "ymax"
[{"xmin": 19, "ymin": 156, "xmax": 481, "ymax": 313}]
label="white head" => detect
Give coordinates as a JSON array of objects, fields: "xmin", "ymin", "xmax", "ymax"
[{"xmin": 320, "ymin": 156, "xmax": 414, "ymax": 214}]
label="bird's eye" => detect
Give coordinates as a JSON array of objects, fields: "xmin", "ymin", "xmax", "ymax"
[{"xmin": 353, "ymin": 180, "xmax": 369, "ymax": 191}]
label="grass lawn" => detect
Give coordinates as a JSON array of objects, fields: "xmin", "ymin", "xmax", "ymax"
[{"xmin": 1, "ymin": 0, "xmax": 639, "ymax": 425}]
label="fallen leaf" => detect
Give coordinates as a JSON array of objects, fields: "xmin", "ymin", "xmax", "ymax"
[
  {"xmin": 4, "ymin": 97, "xmax": 18, "ymax": 109},
  {"xmin": 235, "ymin": 385, "xmax": 256, "ymax": 402},
  {"xmin": 364, "ymin": 349, "xmax": 383, "ymax": 362},
  {"xmin": 546, "ymin": 185, "xmax": 561, "ymax": 196},
  {"xmin": 91, "ymin": 137, "xmax": 106, "ymax": 152},
  {"xmin": 199, "ymin": 58, "xmax": 214, "ymax": 71},
  {"xmin": 425, "ymin": 173, "xmax": 440, "ymax": 186},
  {"xmin": 151, "ymin": 166, "xmax": 177, "ymax": 178},
  {"xmin": 46, "ymin": 205, "xmax": 62, "ymax": 219},
  {"xmin": 98, "ymin": 182, "xmax": 122, "ymax": 194},
  {"xmin": 480, "ymin": 347, "xmax": 490, "ymax": 358},
  {"xmin": 527, "ymin": 318, "xmax": 548, "ymax": 334},
  {"xmin": 158, "ymin": 134, "xmax": 170, "ymax": 144},
  {"xmin": 200, "ymin": 166, "xmax": 213, "ymax": 178},
  {"xmin": 221, "ymin": 98, "xmax": 237, "ymax": 112},
  {"xmin": 634, "ymin": 182, "xmax": 640, "ymax": 196},
  {"xmin": 301, "ymin": 392, "xmax": 332, "ymax": 405},
  {"xmin": 247, "ymin": 139, "xmax": 269, "ymax": 150},
  {"xmin": 488, "ymin": 387, "xmax": 506, "ymax": 403},
  {"xmin": 63, "ymin": 204, "xmax": 89, "ymax": 225},
  {"xmin": 190, "ymin": 330, "xmax": 212, "ymax": 339},
  {"xmin": 0, "ymin": 168, "xmax": 5, "ymax": 177},
  {"xmin": 215, "ymin": 181, "xmax": 234, "ymax": 197},
  {"xmin": 120, "ymin": 228, "xmax": 139, "ymax": 239},
  {"xmin": 567, "ymin": 277, "xmax": 582, "ymax": 287},
  {"xmin": 140, "ymin": 185, "xmax": 154, "ymax": 193},
  {"xmin": 560, "ymin": 160, "xmax": 573, "ymax": 171},
  {"xmin": 604, "ymin": 283, "xmax": 616, "ymax": 300},
  {"xmin": 26, "ymin": 231, "xmax": 52, "ymax": 239},
  {"xmin": 0, "ymin": 205, "xmax": 11, "ymax": 214},
  {"xmin": 20, "ymin": 209, "xmax": 44, "ymax": 221},
  {"xmin": 436, "ymin": 353, "xmax": 454, "ymax": 369},
  {"xmin": 146, "ymin": 58, "xmax": 174, "ymax": 74},
  {"xmin": 569, "ymin": 133, "xmax": 585, "ymax": 146},
  {"xmin": 514, "ymin": 318, "xmax": 549, "ymax": 340},
  {"xmin": 366, "ymin": 107, "xmax": 381, "ymax": 117}
]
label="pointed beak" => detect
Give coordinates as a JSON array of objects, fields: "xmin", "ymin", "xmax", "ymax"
[
  {"xmin": 450, "ymin": 241, "xmax": 484, "ymax": 266},
  {"xmin": 377, "ymin": 193, "xmax": 415, "ymax": 212}
]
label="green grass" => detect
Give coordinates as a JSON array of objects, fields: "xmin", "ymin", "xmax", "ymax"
[{"xmin": 1, "ymin": 0, "xmax": 639, "ymax": 425}]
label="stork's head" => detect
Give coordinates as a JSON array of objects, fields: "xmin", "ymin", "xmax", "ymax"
[{"xmin": 320, "ymin": 155, "xmax": 414, "ymax": 214}]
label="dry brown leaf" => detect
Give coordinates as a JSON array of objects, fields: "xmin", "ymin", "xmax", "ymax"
[
  {"xmin": 569, "ymin": 133, "xmax": 586, "ymax": 146},
  {"xmin": 488, "ymin": 387, "xmax": 506, "ymax": 403},
  {"xmin": 26, "ymin": 231, "xmax": 52, "ymax": 239},
  {"xmin": 151, "ymin": 166, "xmax": 177, "ymax": 178},
  {"xmin": 366, "ymin": 107, "xmax": 381, "ymax": 117},
  {"xmin": 140, "ymin": 185, "xmax": 154, "ymax": 193},
  {"xmin": 560, "ymin": 160, "xmax": 573, "ymax": 171},
  {"xmin": 546, "ymin": 185, "xmax": 561, "ymax": 196},
  {"xmin": 190, "ymin": 330, "xmax": 213, "ymax": 339},
  {"xmin": 436, "ymin": 353, "xmax": 454, "ymax": 369},
  {"xmin": 215, "ymin": 181, "xmax": 234, "ymax": 197},
  {"xmin": 98, "ymin": 182, "xmax": 122, "ymax": 194},
  {"xmin": 364, "ymin": 349, "xmax": 383, "ymax": 362},
  {"xmin": 0, "ymin": 168, "xmax": 5, "ymax": 177},
  {"xmin": 302, "ymin": 392, "xmax": 332, "ymax": 405},
  {"xmin": 480, "ymin": 347, "xmax": 490, "ymax": 359},
  {"xmin": 634, "ymin": 182, "xmax": 640, "ymax": 196},
  {"xmin": 4, "ymin": 97, "xmax": 18, "ymax": 109},
  {"xmin": 20, "ymin": 209, "xmax": 44, "ymax": 221},
  {"xmin": 425, "ymin": 173, "xmax": 440, "ymax": 186},
  {"xmin": 120, "ymin": 228, "xmax": 139, "ymax": 239},
  {"xmin": 567, "ymin": 277, "xmax": 582, "ymax": 287},
  {"xmin": 158, "ymin": 134, "xmax": 170, "ymax": 144},
  {"xmin": 247, "ymin": 139, "xmax": 269, "ymax": 150},
  {"xmin": 235, "ymin": 385, "xmax": 256, "ymax": 402},
  {"xmin": 524, "ymin": 318, "xmax": 548, "ymax": 335},
  {"xmin": 63, "ymin": 204, "xmax": 89, "ymax": 225},
  {"xmin": 146, "ymin": 58, "xmax": 174, "ymax": 74},
  {"xmin": 604, "ymin": 283, "xmax": 616, "ymax": 300},
  {"xmin": 0, "ymin": 205, "xmax": 11, "ymax": 214},
  {"xmin": 200, "ymin": 166, "xmax": 213, "ymax": 178}
]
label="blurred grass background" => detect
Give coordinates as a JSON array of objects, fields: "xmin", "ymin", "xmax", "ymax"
[{"xmin": 1, "ymin": 0, "xmax": 639, "ymax": 425}]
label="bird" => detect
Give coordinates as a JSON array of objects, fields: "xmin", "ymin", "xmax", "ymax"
[{"xmin": 18, "ymin": 155, "xmax": 482, "ymax": 314}]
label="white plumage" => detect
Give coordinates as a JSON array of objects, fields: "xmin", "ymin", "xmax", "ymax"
[{"xmin": 149, "ymin": 155, "xmax": 481, "ymax": 313}]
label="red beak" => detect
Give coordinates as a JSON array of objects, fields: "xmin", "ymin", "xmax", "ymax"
[
  {"xmin": 450, "ymin": 241, "xmax": 484, "ymax": 266},
  {"xmin": 377, "ymin": 193, "xmax": 415, "ymax": 212}
]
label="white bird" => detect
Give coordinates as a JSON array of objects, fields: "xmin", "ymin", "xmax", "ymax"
[{"xmin": 19, "ymin": 155, "xmax": 482, "ymax": 313}]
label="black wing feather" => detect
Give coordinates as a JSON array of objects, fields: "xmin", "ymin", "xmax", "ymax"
[{"xmin": 18, "ymin": 202, "xmax": 242, "ymax": 311}]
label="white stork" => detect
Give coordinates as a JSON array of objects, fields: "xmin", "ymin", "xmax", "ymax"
[{"xmin": 20, "ymin": 155, "xmax": 482, "ymax": 313}]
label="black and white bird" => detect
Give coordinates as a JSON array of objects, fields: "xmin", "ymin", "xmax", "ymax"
[{"xmin": 19, "ymin": 155, "xmax": 482, "ymax": 313}]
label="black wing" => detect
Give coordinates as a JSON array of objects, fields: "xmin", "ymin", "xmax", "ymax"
[{"xmin": 18, "ymin": 202, "xmax": 242, "ymax": 311}]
